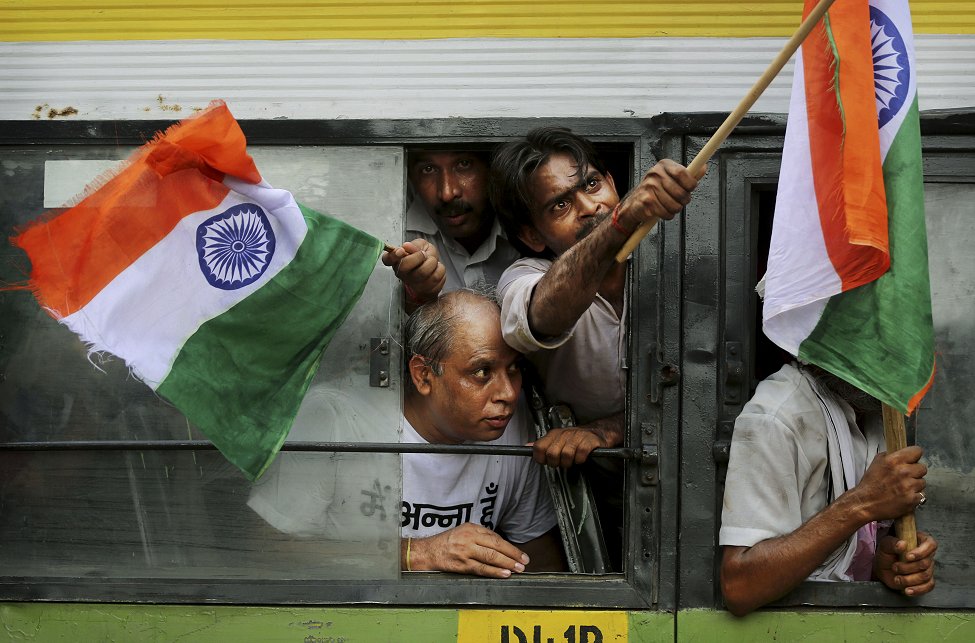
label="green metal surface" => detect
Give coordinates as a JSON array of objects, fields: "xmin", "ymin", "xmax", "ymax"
[
  {"xmin": 0, "ymin": 605, "xmax": 458, "ymax": 642},
  {"xmin": 4, "ymin": 604, "xmax": 972, "ymax": 642},
  {"xmin": 676, "ymin": 609, "xmax": 975, "ymax": 642}
]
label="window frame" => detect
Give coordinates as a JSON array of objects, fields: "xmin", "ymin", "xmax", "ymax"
[
  {"xmin": 672, "ymin": 109, "xmax": 975, "ymax": 611},
  {"xmin": 0, "ymin": 117, "xmax": 666, "ymax": 609}
]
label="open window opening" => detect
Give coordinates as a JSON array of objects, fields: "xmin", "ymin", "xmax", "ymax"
[{"xmin": 707, "ymin": 115, "xmax": 975, "ymax": 612}]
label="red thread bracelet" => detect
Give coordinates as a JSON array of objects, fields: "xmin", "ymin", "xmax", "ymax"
[{"xmin": 610, "ymin": 203, "xmax": 632, "ymax": 235}]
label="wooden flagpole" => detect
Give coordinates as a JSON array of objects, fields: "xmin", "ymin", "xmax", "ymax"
[
  {"xmin": 882, "ymin": 404, "xmax": 919, "ymax": 550},
  {"xmin": 614, "ymin": 0, "xmax": 840, "ymax": 263}
]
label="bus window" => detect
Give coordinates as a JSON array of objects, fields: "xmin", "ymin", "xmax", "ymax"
[
  {"xmin": 681, "ymin": 114, "xmax": 975, "ymax": 611},
  {"xmin": 0, "ymin": 142, "xmax": 404, "ymax": 584},
  {"xmin": 0, "ymin": 119, "xmax": 668, "ymax": 609}
]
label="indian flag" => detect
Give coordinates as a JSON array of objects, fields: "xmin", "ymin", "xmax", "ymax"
[
  {"xmin": 11, "ymin": 102, "xmax": 383, "ymax": 479},
  {"xmin": 763, "ymin": 0, "xmax": 934, "ymax": 414}
]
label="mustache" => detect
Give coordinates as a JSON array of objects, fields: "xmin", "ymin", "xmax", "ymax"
[
  {"xmin": 817, "ymin": 371, "xmax": 881, "ymax": 413},
  {"xmin": 575, "ymin": 212, "xmax": 610, "ymax": 241},
  {"xmin": 435, "ymin": 201, "xmax": 475, "ymax": 218}
]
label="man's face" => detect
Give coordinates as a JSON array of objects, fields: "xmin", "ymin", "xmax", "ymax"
[
  {"xmin": 421, "ymin": 306, "xmax": 523, "ymax": 444},
  {"xmin": 409, "ymin": 151, "xmax": 491, "ymax": 247},
  {"xmin": 818, "ymin": 370, "xmax": 882, "ymax": 413},
  {"xmin": 518, "ymin": 152, "xmax": 619, "ymax": 256}
]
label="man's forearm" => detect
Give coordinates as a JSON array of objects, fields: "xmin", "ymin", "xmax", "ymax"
[
  {"xmin": 527, "ymin": 219, "xmax": 623, "ymax": 338},
  {"xmin": 585, "ymin": 413, "xmax": 625, "ymax": 447},
  {"xmin": 721, "ymin": 494, "xmax": 867, "ymax": 616}
]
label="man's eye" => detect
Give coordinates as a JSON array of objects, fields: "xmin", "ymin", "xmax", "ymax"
[
  {"xmin": 419, "ymin": 165, "xmax": 436, "ymax": 175},
  {"xmin": 507, "ymin": 362, "xmax": 521, "ymax": 375},
  {"xmin": 473, "ymin": 367, "xmax": 489, "ymax": 378},
  {"xmin": 553, "ymin": 200, "xmax": 569, "ymax": 212},
  {"xmin": 456, "ymin": 159, "xmax": 473, "ymax": 170},
  {"xmin": 587, "ymin": 177, "xmax": 601, "ymax": 190}
]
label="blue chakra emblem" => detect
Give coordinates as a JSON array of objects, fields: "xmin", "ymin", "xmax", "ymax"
[
  {"xmin": 196, "ymin": 203, "xmax": 276, "ymax": 290},
  {"xmin": 870, "ymin": 6, "xmax": 910, "ymax": 128}
]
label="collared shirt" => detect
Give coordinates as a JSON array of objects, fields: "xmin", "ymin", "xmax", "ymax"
[
  {"xmin": 498, "ymin": 257, "xmax": 627, "ymax": 425},
  {"xmin": 719, "ymin": 363, "xmax": 884, "ymax": 581},
  {"xmin": 406, "ymin": 198, "xmax": 521, "ymax": 293}
]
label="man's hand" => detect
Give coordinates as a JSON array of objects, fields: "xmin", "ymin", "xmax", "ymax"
[
  {"xmin": 407, "ymin": 523, "xmax": 530, "ymax": 578},
  {"xmin": 382, "ymin": 238, "xmax": 446, "ymax": 307},
  {"xmin": 616, "ymin": 159, "xmax": 702, "ymax": 230},
  {"xmin": 875, "ymin": 531, "xmax": 937, "ymax": 596},
  {"xmin": 848, "ymin": 446, "xmax": 927, "ymax": 523},
  {"xmin": 529, "ymin": 414, "xmax": 623, "ymax": 468}
]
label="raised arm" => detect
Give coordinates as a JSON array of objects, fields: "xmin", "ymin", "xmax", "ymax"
[
  {"xmin": 721, "ymin": 446, "xmax": 928, "ymax": 616},
  {"xmin": 527, "ymin": 160, "xmax": 698, "ymax": 339}
]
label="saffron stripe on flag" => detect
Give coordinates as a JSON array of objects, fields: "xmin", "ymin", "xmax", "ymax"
[
  {"xmin": 13, "ymin": 105, "xmax": 261, "ymax": 317},
  {"xmin": 805, "ymin": 0, "xmax": 889, "ymax": 291}
]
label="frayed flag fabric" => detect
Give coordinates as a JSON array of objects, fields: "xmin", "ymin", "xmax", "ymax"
[
  {"xmin": 763, "ymin": 0, "xmax": 934, "ymax": 414},
  {"xmin": 11, "ymin": 102, "xmax": 384, "ymax": 479}
]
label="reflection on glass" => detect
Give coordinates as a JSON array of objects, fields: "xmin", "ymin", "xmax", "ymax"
[
  {"xmin": 0, "ymin": 145, "xmax": 404, "ymax": 582},
  {"xmin": 917, "ymin": 181, "xmax": 975, "ymax": 592}
]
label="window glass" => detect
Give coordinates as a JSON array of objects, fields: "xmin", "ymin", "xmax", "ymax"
[
  {"xmin": 915, "ymin": 180, "xmax": 975, "ymax": 596},
  {"xmin": 1, "ymin": 122, "xmax": 662, "ymax": 609},
  {"xmin": 0, "ymin": 145, "xmax": 403, "ymax": 581}
]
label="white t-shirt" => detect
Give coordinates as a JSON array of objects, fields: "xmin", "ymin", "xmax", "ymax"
[
  {"xmin": 401, "ymin": 397, "xmax": 557, "ymax": 544},
  {"xmin": 248, "ymin": 390, "xmax": 556, "ymax": 546},
  {"xmin": 406, "ymin": 198, "xmax": 521, "ymax": 293},
  {"xmin": 498, "ymin": 257, "xmax": 626, "ymax": 424},
  {"xmin": 247, "ymin": 388, "xmax": 396, "ymax": 539}
]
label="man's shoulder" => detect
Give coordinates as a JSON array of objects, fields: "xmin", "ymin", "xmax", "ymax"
[
  {"xmin": 503, "ymin": 256, "xmax": 552, "ymax": 274},
  {"xmin": 405, "ymin": 198, "xmax": 439, "ymax": 236},
  {"xmin": 499, "ymin": 257, "xmax": 552, "ymax": 289},
  {"xmin": 737, "ymin": 363, "xmax": 823, "ymax": 435}
]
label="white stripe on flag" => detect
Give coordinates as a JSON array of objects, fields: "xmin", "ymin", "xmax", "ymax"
[
  {"xmin": 762, "ymin": 53, "xmax": 839, "ymax": 355},
  {"xmin": 61, "ymin": 178, "xmax": 308, "ymax": 388}
]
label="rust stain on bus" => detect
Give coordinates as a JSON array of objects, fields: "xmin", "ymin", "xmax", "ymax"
[{"xmin": 32, "ymin": 104, "xmax": 78, "ymax": 119}]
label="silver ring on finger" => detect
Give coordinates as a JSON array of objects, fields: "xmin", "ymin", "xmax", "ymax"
[{"xmin": 917, "ymin": 491, "xmax": 927, "ymax": 507}]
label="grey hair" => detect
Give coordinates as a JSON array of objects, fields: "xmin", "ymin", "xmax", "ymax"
[{"xmin": 404, "ymin": 287, "xmax": 500, "ymax": 378}]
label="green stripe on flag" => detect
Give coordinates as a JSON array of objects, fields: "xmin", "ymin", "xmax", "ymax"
[
  {"xmin": 799, "ymin": 97, "xmax": 935, "ymax": 413},
  {"xmin": 157, "ymin": 204, "xmax": 383, "ymax": 479}
]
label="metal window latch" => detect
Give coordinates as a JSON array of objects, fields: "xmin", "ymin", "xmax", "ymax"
[
  {"xmin": 712, "ymin": 420, "xmax": 734, "ymax": 464},
  {"xmin": 369, "ymin": 337, "xmax": 390, "ymax": 388},
  {"xmin": 640, "ymin": 422, "xmax": 659, "ymax": 486},
  {"xmin": 723, "ymin": 341, "xmax": 744, "ymax": 404},
  {"xmin": 648, "ymin": 342, "xmax": 680, "ymax": 405}
]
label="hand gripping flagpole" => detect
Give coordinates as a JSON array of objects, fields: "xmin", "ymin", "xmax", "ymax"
[
  {"xmin": 883, "ymin": 404, "xmax": 920, "ymax": 551},
  {"xmin": 614, "ymin": 0, "xmax": 840, "ymax": 263}
]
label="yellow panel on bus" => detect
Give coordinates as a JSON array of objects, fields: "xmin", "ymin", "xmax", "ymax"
[
  {"xmin": 459, "ymin": 610, "xmax": 628, "ymax": 643},
  {"xmin": 2, "ymin": 0, "xmax": 973, "ymax": 42}
]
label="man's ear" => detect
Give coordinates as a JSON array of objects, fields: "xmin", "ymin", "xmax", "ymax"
[
  {"xmin": 408, "ymin": 355, "xmax": 434, "ymax": 395},
  {"xmin": 516, "ymin": 225, "xmax": 547, "ymax": 254}
]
